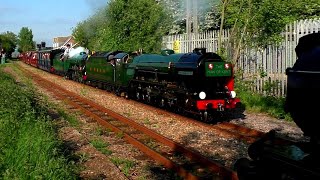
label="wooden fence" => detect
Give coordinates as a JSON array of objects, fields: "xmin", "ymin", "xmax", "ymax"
[{"xmin": 162, "ymin": 18, "xmax": 320, "ymax": 97}]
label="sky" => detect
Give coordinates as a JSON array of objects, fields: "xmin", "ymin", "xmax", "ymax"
[{"xmin": 0, "ymin": 0, "xmax": 108, "ymax": 46}]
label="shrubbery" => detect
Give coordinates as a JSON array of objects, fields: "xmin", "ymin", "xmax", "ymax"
[
  {"xmin": 0, "ymin": 69, "xmax": 76, "ymax": 179},
  {"xmin": 235, "ymin": 76, "xmax": 292, "ymax": 121}
]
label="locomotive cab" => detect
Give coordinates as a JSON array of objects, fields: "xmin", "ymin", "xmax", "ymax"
[{"xmin": 84, "ymin": 50, "xmax": 132, "ymax": 94}]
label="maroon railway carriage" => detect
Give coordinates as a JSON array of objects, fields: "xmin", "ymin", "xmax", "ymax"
[
  {"xmin": 18, "ymin": 52, "xmax": 28, "ymax": 63},
  {"xmin": 21, "ymin": 51, "xmax": 39, "ymax": 67},
  {"xmin": 28, "ymin": 51, "xmax": 39, "ymax": 67}
]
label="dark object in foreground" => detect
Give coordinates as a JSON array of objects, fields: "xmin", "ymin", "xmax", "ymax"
[
  {"xmin": 234, "ymin": 130, "xmax": 320, "ymax": 180},
  {"xmin": 234, "ymin": 33, "xmax": 320, "ymax": 180}
]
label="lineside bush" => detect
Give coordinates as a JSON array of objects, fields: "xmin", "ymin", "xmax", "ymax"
[
  {"xmin": 235, "ymin": 77, "xmax": 292, "ymax": 121},
  {"xmin": 0, "ymin": 68, "xmax": 76, "ymax": 179}
]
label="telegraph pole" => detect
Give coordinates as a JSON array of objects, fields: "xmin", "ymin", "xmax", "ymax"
[
  {"xmin": 186, "ymin": 0, "xmax": 198, "ymax": 35},
  {"xmin": 193, "ymin": 0, "xmax": 198, "ymax": 34},
  {"xmin": 186, "ymin": 0, "xmax": 191, "ymax": 35}
]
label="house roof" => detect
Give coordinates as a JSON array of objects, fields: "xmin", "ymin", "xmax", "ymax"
[
  {"xmin": 53, "ymin": 35, "xmax": 78, "ymax": 49},
  {"xmin": 53, "ymin": 36, "xmax": 71, "ymax": 43}
]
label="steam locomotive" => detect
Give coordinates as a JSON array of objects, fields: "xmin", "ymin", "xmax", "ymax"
[
  {"xmin": 234, "ymin": 33, "xmax": 320, "ymax": 179},
  {"xmin": 20, "ymin": 47, "xmax": 240, "ymax": 121}
]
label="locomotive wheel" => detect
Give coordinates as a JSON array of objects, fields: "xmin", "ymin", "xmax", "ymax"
[
  {"xmin": 200, "ymin": 111, "xmax": 208, "ymax": 122},
  {"xmin": 71, "ymin": 70, "xmax": 83, "ymax": 83},
  {"xmin": 65, "ymin": 71, "xmax": 72, "ymax": 80}
]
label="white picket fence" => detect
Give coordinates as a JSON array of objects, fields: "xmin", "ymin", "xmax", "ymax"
[{"xmin": 162, "ymin": 18, "xmax": 320, "ymax": 97}]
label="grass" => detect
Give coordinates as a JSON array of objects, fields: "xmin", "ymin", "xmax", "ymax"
[
  {"xmin": 116, "ymin": 131, "xmax": 125, "ymax": 139},
  {"xmin": 90, "ymin": 139, "xmax": 110, "ymax": 149},
  {"xmin": 76, "ymin": 152, "xmax": 90, "ymax": 163},
  {"xmin": 110, "ymin": 157, "xmax": 135, "ymax": 177},
  {"xmin": 0, "ymin": 66, "xmax": 77, "ymax": 179},
  {"xmin": 235, "ymin": 78, "xmax": 293, "ymax": 121},
  {"xmin": 123, "ymin": 112, "xmax": 132, "ymax": 117},
  {"xmin": 144, "ymin": 138, "xmax": 159, "ymax": 149},
  {"xmin": 90, "ymin": 138, "xmax": 113, "ymax": 156},
  {"xmin": 80, "ymin": 87, "xmax": 88, "ymax": 96},
  {"xmin": 57, "ymin": 108, "xmax": 81, "ymax": 127},
  {"xmin": 143, "ymin": 118, "xmax": 151, "ymax": 125},
  {"xmin": 94, "ymin": 126, "xmax": 107, "ymax": 136}
]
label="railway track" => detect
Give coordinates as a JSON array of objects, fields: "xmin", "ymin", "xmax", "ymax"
[
  {"xmin": 132, "ymin": 102, "xmax": 266, "ymax": 144},
  {"xmin": 18, "ymin": 64, "xmax": 239, "ymax": 179}
]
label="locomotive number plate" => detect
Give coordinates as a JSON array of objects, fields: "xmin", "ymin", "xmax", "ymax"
[{"xmin": 205, "ymin": 62, "xmax": 232, "ymax": 77}]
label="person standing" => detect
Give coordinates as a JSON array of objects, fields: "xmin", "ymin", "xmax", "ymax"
[
  {"xmin": 60, "ymin": 44, "xmax": 71, "ymax": 61},
  {"xmin": 1, "ymin": 49, "xmax": 5, "ymax": 64}
]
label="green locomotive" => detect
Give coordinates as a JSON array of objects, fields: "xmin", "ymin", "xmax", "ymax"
[
  {"xmin": 22, "ymin": 46, "xmax": 240, "ymax": 121},
  {"xmin": 52, "ymin": 47, "xmax": 87, "ymax": 82},
  {"xmin": 84, "ymin": 48, "xmax": 240, "ymax": 121}
]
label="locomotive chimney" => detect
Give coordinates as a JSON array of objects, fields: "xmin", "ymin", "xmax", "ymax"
[{"xmin": 193, "ymin": 48, "xmax": 206, "ymax": 55}]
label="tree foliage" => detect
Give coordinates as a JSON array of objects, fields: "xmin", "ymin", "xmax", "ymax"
[
  {"xmin": 73, "ymin": 0, "xmax": 171, "ymax": 53},
  {"xmin": 18, "ymin": 27, "xmax": 34, "ymax": 52},
  {"xmin": 215, "ymin": 0, "xmax": 320, "ymax": 64},
  {"xmin": 0, "ymin": 31, "xmax": 18, "ymax": 55},
  {"xmin": 104, "ymin": 0, "xmax": 170, "ymax": 52},
  {"xmin": 72, "ymin": 8, "xmax": 107, "ymax": 50}
]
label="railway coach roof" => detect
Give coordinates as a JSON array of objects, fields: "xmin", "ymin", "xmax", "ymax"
[
  {"xmin": 91, "ymin": 51, "xmax": 111, "ymax": 57},
  {"xmin": 132, "ymin": 53, "xmax": 185, "ymax": 63},
  {"xmin": 33, "ymin": 49, "xmax": 64, "ymax": 55},
  {"xmin": 91, "ymin": 50, "xmax": 124, "ymax": 58},
  {"xmin": 113, "ymin": 52, "xmax": 128, "ymax": 59}
]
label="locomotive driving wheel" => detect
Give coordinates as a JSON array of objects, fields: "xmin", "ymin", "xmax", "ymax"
[
  {"xmin": 72, "ymin": 70, "xmax": 83, "ymax": 83},
  {"xmin": 69, "ymin": 65, "xmax": 83, "ymax": 83}
]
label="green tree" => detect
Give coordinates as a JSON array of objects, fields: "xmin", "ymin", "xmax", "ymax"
[
  {"xmin": 18, "ymin": 27, "xmax": 34, "ymax": 52},
  {"xmin": 72, "ymin": 21, "xmax": 89, "ymax": 48},
  {"xmin": 73, "ymin": 0, "xmax": 171, "ymax": 53},
  {"xmin": 112, "ymin": 0, "xmax": 170, "ymax": 52},
  {"xmin": 72, "ymin": 7, "xmax": 107, "ymax": 50},
  {"xmin": 0, "ymin": 31, "xmax": 18, "ymax": 55},
  {"xmin": 101, "ymin": 0, "xmax": 171, "ymax": 53},
  {"xmin": 215, "ymin": 0, "xmax": 320, "ymax": 65}
]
